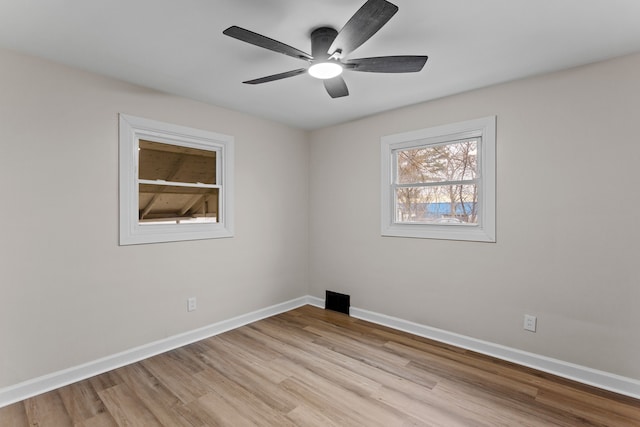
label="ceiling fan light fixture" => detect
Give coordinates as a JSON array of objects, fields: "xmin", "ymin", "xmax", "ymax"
[
  {"xmin": 308, "ymin": 62, "xmax": 343, "ymax": 79},
  {"xmin": 224, "ymin": 0, "xmax": 426, "ymax": 98}
]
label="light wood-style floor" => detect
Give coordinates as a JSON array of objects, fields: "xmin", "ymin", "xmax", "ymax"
[{"xmin": 1, "ymin": 305, "xmax": 639, "ymax": 426}]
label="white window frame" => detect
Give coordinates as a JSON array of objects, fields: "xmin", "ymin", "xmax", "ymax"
[
  {"xmin": 119, "ymin": 114, "xmax": 234, "ymax": 245},
  {"xmin": 381, "ymin": 116, "xmax": 496, "ymax": 242}
]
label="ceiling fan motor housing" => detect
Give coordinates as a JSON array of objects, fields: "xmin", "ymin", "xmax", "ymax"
[{"xmin": 311, "ymin": 27, "xmax": 338, "ymax": 61}]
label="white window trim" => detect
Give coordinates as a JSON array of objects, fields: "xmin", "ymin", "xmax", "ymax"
[
  {"xmin": 381, "ymin": 116, "xmax": 496, "ymax": 242},
  {"xmin": 119, "ymin": 114, "xmax": 234, "ymax": 245}
]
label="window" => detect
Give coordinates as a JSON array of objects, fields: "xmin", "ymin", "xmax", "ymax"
[
  {"xmin": 119, "ymin": 114, "xmax": 234, "ymax": 245},
  {"xmin": 381, "ymin": 116, "xmax": 495, "ymax": 242}
]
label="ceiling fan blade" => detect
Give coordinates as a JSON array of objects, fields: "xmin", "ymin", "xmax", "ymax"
[
  {"xmin": 345, "ymin": 56, "xmax": 428, "ymax": 73},
  {"xmin": 223, "ymin": 26, "xmax": 313, "ymax": 61},
  {"xmin": 328, "ymin": 0, "xmax": 398, "ymax": 57},
  {"xmin": 243, "ymin": 69, "xmax": 307, "ymax": 85},
  {"xmin": 323, "ymin": 76, "xmax": 349, "ymax": 98}
]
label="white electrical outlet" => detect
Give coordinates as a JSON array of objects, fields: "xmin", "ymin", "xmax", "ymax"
[
  {"xmin": 524, "ymin": 314, "xmax": 537, "ymax": 332},
  {"xmin": 187, "ymin": 297, "xmax": 197, "ymax": 312}
]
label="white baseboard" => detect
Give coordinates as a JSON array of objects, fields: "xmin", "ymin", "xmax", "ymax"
[
  {"xmin": 2, "ymin": 295, "xmax": 638, "ymax": 408},
  {"xmin": 0, "ymin": 296, "xmax": 313, "ymax": 408},
  {"xmin": 345, "ymin": 304, "xmax": 640, "ymax": 400},
  {"xmin": 306, "ymin": 295, "xmax": 325, "ymax": 308}
]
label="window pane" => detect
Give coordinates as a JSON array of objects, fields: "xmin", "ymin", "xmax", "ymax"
[
  {"xmin": 397, "ymin": 139, "xmax": 478, "ymax": 184},
  {"xmin": 139, "ymin": 140, "xmax": 216, "ymax": 185},
  {"xmin": 139, "ymin": 184, "xmax": 219, "ymax": 224},
  {"xmin": 395, "ymin": 184, "xmax": 478, "ymax": 224}
]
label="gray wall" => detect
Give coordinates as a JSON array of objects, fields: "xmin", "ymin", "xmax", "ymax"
[
  {"xmin": 2, "ymin": 45, "xmax": 639, "ymax": 389},
  {"xmin": 0, "ymin": 48, "xmax": 309, "ymax": 388},
  {"xmin": 308, "ymin": 53, "xmax": 640, "ymax": 380}
]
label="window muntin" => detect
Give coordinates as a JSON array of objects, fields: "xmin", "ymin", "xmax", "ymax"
[
  {"xmin": 381, "ymin": 116, "xmax": 495, "ymax": 242},
  {"xmin": 119, "ymin": 114, "xmax": 234, "ymax": 245}
]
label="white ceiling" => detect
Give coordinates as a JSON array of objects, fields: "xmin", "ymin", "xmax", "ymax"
[{"xmin": 1, "ymin": 0, "xmax": 640, "ymax": 130}]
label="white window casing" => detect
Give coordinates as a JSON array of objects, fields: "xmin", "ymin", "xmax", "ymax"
[
  {"xmin": 119, "ymin": 114, "xmax": 234, "ymax": 245},
  {"xmin": 381, "ymin": 116, "xmax": 496, "ymax": 242}
]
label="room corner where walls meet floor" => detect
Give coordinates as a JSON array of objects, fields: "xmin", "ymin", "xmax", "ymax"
[{"xmin": 1, "ymin": 295, "xmax": 638, "ymax": 408}]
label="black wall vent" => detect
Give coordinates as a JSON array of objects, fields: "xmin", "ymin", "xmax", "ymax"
[{"xmin": 325, "ymin": 290, "xmax": 350, "ymax": 315}]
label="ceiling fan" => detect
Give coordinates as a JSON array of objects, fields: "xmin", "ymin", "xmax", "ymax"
[{"xmin": 223, "ymin": 0, "xmax": 428, "ymax": 98}]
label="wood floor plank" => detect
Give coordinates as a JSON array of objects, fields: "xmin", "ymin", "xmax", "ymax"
[
  {"xmin": 139, "ymin": 351, "xmax": 211, "ymax": 405},
  {"xmin": 280, "ymin": 376, "xmax": 389, "ymax": 427},
  {"xmin": 214, "ymin": 333, "xmax": 291, "ymax": 383},
  {"xmin": 86, "ymin": 371, "xmax": 121, "ymax": 393},
  {"xmin": 57, "ymin": 378, "xmax": 109, "ymax": 423},
  {"xmin": 305, "ymin": 325, "xmax": 413, "ymax": 367},
  {"xmin": 215, "ymin": 328, "xmax": 285, "ymax": 361},
  {"xmin": 254, "ymin": 320, "xmax": 440, "ymax": 399},
  {"xmin": 311, "ymin": 335, "xmax": 440, "ymax": 390},
  {"xmin": 243, "ymin": 322, "xmax": 388, "ymax": 398},
  {"xmin": 197, "ymin": 341, "xmax": 300, "ymax": 414},
  {"xmin": 275, "ymin": 360, "xmax": 427, "ymax": 427},
  {"xmin": 0, "ymin": 402, "xmax": 28, "ymax": 427},
  {"xmin": 384, "ymin": 339, "xmax": 538, "ymax": 394},
  {"xmin": 112, "ymin": 363, "xmax": 195, "ymax": 426},
  {"xmin": 73, "ymin": 412, "xmax": 118, "ymax": 427},
  {"xmin": 285, "ymin": 403, "xmax": 343, "ymax": 427},
  {"xmin": 1, "ymin": 305, "xmax": 638, "ymax": 426},
  {"xmin": 192, "ymin": 367, "xmax": 298, "ymax": 427},
  {"xmin": 97, "ymin": 383, "xmax": 163, "ymax": 426},
  {"xmin": 430, "ymin": 378, "xmax": 574, "ymax": 427},
  {"xmin": 369, "ymin": 384, "xmax": 477, "ymax": 427},
  {"xmin": 535, "ymin": 388, "xmax": 640, "ymax": 427},
  {"xmin": 24, "ymin": 390, "xmax": 72, "ymax": 426},
  {"xmin": 186, "ymin": 391, "xmax": 256, "ymax": 427}
]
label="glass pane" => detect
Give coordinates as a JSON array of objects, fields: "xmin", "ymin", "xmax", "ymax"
[
  {"xmin": 397, "ymin": 139, "xmax": 478, "ymax": 184},
  {"xmin": 139, "ymin": 184, "xmax": 219, "ymax": 224},
  {"xmin": 139, "ymin": 139, "xmax": 216, "ymax": 184},
  {"xmin": 395, "ymin": 184, "xmax": 478, "ymax": 224}
]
